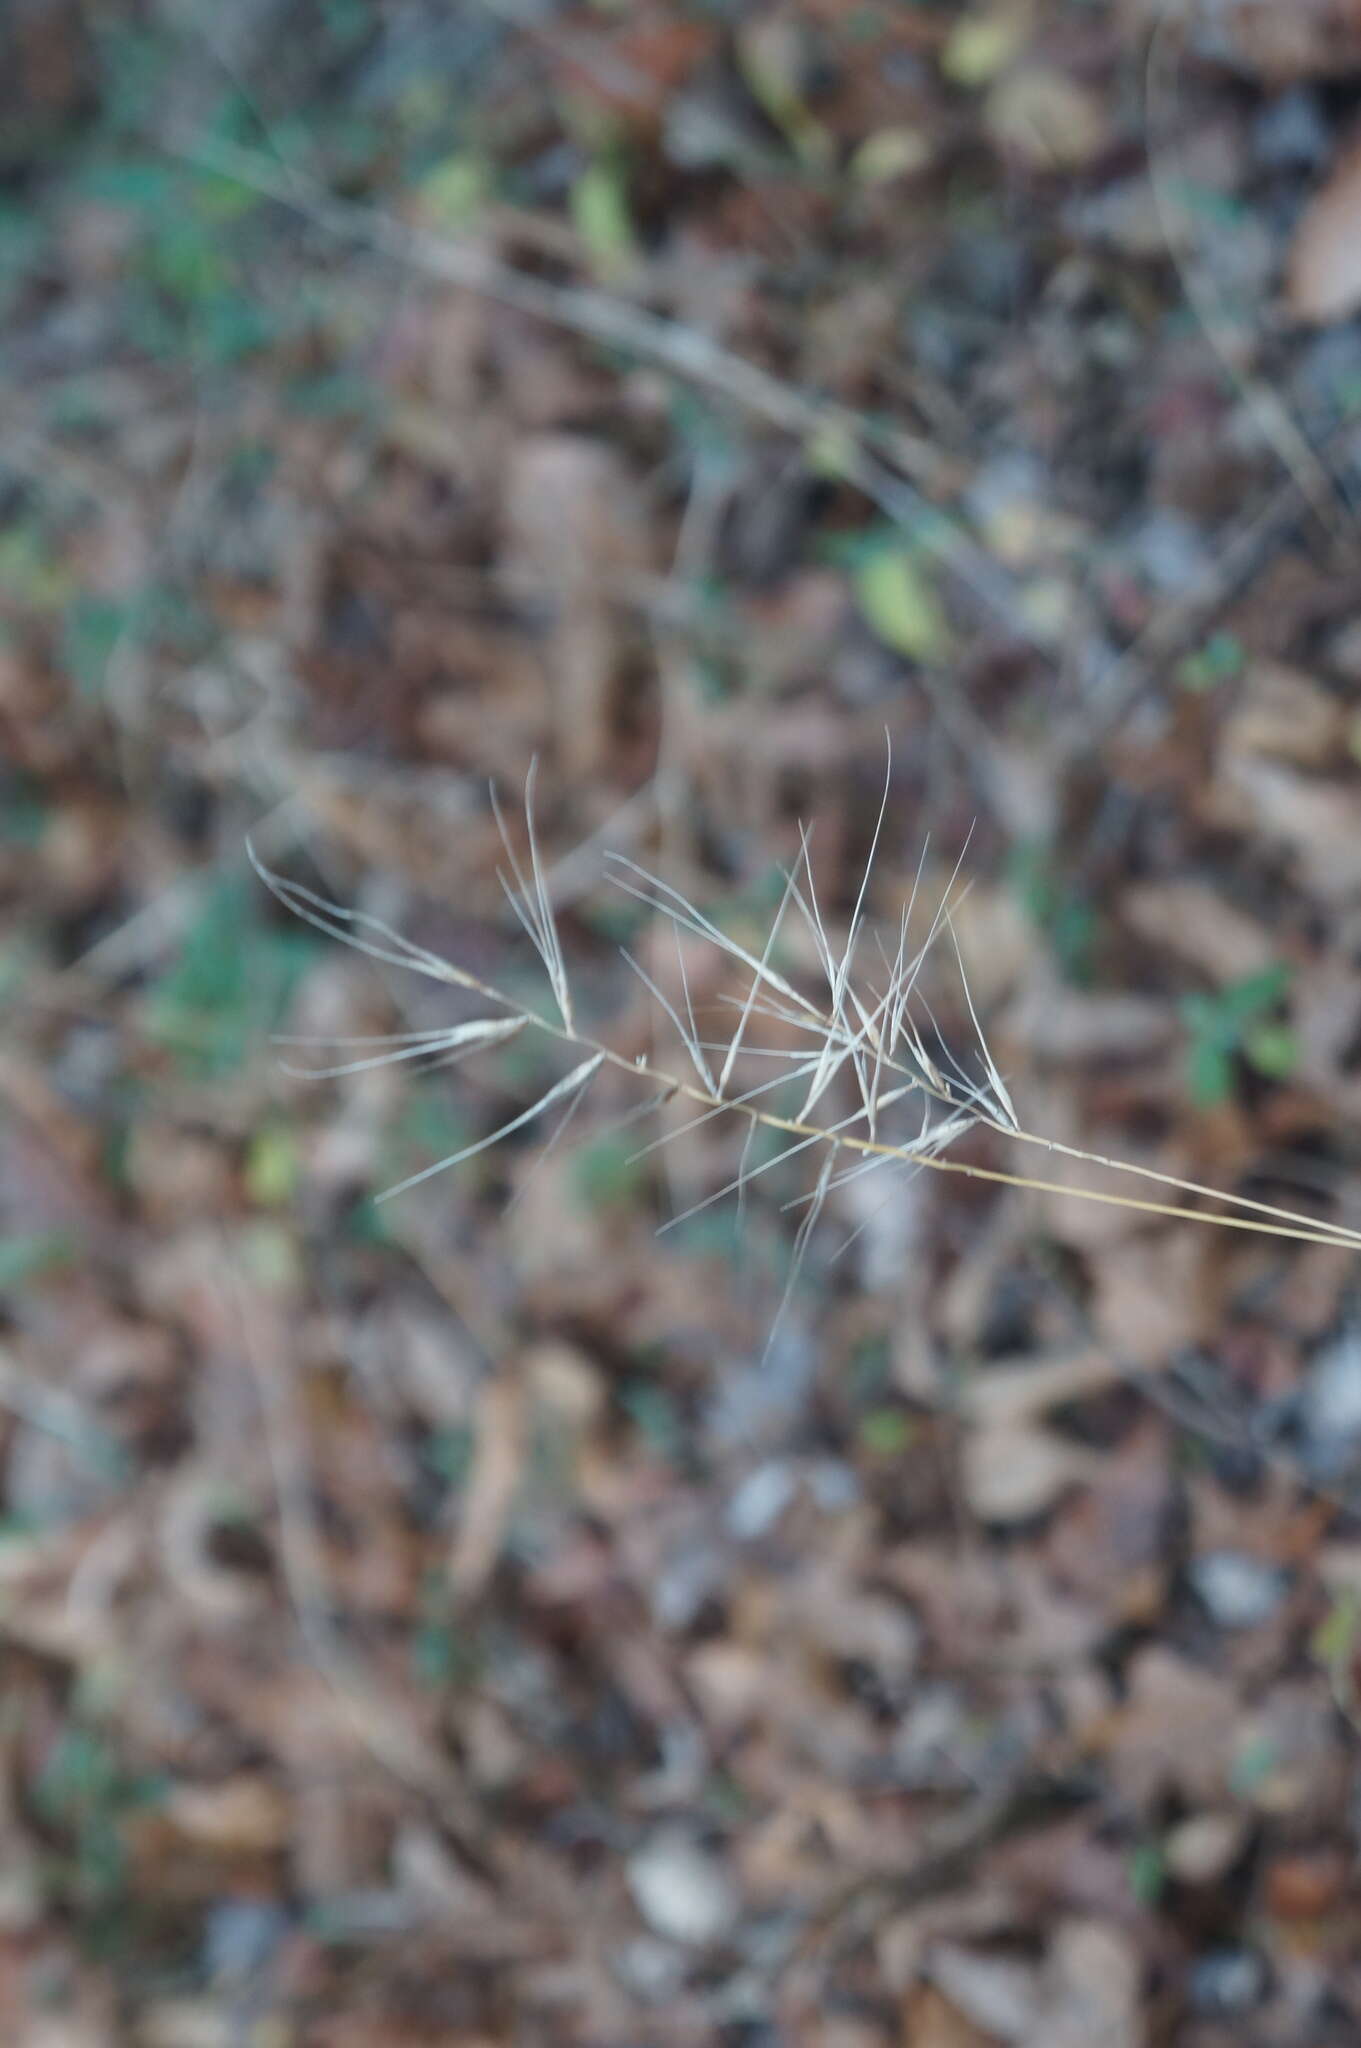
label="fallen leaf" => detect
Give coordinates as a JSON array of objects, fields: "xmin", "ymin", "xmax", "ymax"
[
  {"xmin": 987, "ymin": 66, "xmax": 1107, "ymax": 170},
  {"xmin": 962, "ymin": 1349, "xmax": 1118, "ymax": 1429},
  {"xmin": 962, "ymin": 1424, "xmax": 1092, "ymax": 1524},
  {"xmin": 899, "ymin": 1983, "xmax": 994, "ymax": 2048},
  {"xmin": 1289, "ymin": 137, "xmax": 1361, "ymax": 323},
  {"xmin": 1091, "ymin": 1231, "xmax": 1206, "ymax": 1368},
  {"xmin": 1220, "ymin": 756, "xmax": 1361, "ymax": 901},
  {"xmin": 1122, "ymin": 881, "xmax": 1275, "ymax": 986},
  {"xmin": 1004, "ymin": 977, "xmax": 1174, "ymax": 1064},
  {"xmin": 450, "ymin": 1376, "xmax": 524, "ymax": 1597},
  {"xmin": 167, "ymin": 1775, "xmax": 290, "ymax": 1853},
  {"xmin": 1033, "ymin": 1918, "xmax": 1141, "ymax": 2048},
  {"xmin": 1094, "ymin": 1645, "xmax": 1237, "ymax": 1806},
  {"xmin": 1263, "ymin": 1845, "xmax": 1350, "ymax": 1920},
  {"xmin": 926, "ymin": 1943, "xmax": 1039, "ymax": 2041},
  {"xmin": 1222, "ymin": 661, "xmax": 1348, "ymax": 767},
  {"xmin": 501, "ymin": 434, "xmax": 652, "ymax": 779}
]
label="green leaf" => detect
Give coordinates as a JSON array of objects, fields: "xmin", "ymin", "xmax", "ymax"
[
  {"xmin": 0, "ymin": 1233, "xmax": 72, "ymax": 1290},
  {"xmin": 859, "ymin": 1408, "xmax": 916, "ymax": 1457},
  {"xmin": 144, "ymin": 219, "xmax": 227, "ymax": 304},
  {"xmin": 148, "ymin": 869, "xmax": 319, "ymax": 1078},
  {"xmin": 245, "ymin": 1124, "xmax": 299, "ymax": 1208},
  {"xmin": 1007, "ymin": 841, "xmax": 1095, "ymax": 985},
  {"xmin": 621, "ymin": 1382, "xmax": 685, "ymax": 1464},
  {"xmin": 573, "ymin": 1132, "xmax": 644, "ymax": 1210},
  {"xmin": 0, "ymin": 775, "xmax": 48, "ymax": 846},
  {"xmin": 60, "ymin": 597, "xmax": 131, "ymax": 698},
  {"xmin": 571, "ymin": 159, "xmax": 637, "ymax": 276},
  {"xmin": 1221, "ymin": 965, "xmax": 1291, "ymax": 1025},
  {"xmin": 851, "ymin": 127, "xmax": 932, "ymax": 184},
  {"xmin": 1189, "ymin": 1037, "xmax": 1233, "ymax": 1108},
  {"xmin": 1177, "ymin": 630, "xmax": 1245, "ymax": 694},
  {"xmin": 0, "ymin": 525, "xmax": 70, "ymax": 611},
  {"xmin": 1312, "ymin": 1588, "xmax": 1361, "ymax": 1678},
  {"xmin": 1128, "ymin": 1839, "xmax": 1166, "ymax": 1907},
  {"xmin": 942, "ymin": 11, "xmax": 1029, "ymax": 87},
  {"xmin": 855, "ymin": 547, "xmax": 949, "ymax": 662},
  {"xmin": 420, "ymin": 153, "xmax": 490, "ymax": 227},
  {"xmin": 1245, "ymin": 1022, "xmax": 1298, "ymax": 1081}
]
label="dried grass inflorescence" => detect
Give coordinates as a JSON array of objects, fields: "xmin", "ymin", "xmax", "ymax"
[{"xmin": 253, "ymin": 758, "xmax": 1361, "ymax": 1288}]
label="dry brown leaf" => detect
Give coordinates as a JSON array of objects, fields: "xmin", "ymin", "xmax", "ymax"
[
  {"xmin": 1289, "ymin": 138, "xmax": 1361, "ymax": 323},
  {"xmin": 1092, "ymin": 1645, "xmax": 1237, "ymax": 1806},
  {"xmin": 1044, "ymin": 1428, "xmax": 1176, "ymax": 1628},
  {"xmin": 1004, "ymin": 976, "xmax": 1173, "ymax": 1065},
  {"xmin": 1231, "ymin": 1682, "xmax": 1347, "ymax": 1819},
  {"xmin": 1220, "ymin": 756, "xmax": 1361, "ymax": 901},
  {"xmin": 1222, "ymin": 662, "xmax": 1348, "ymax": 768},
  {"xmin": 1033, "ymin": 1919, "xmax": 1141, "ymax": 2048},
  {"xmin": 925, "ymin": 1944, "xmax": 1039, "ymax": 2042},
  {"xmin": 962, "ymin": 1424, "xmax": 1093, "ymax": 1524},
  {"xmin": 961, "ymin": 1348, "xmax": 1119, "ymax": 1429},
  {"xmin": 501, "ymin": 434, "xmax": 652, "ymax": 780},
  {"xmin": 166, "ymin": 1774, "xmax": 290, "ymax": 1854},
  {"xmin": 1164, "ymin": 1809, "xmax": 1250, "ymax": 1885},
  {"xmin": 898, "ymin": 1983, "xmax": 995, "ymax": 2048},
  {"xmin": 1122, "ymin": 880, "xmax": 1275, "ymax": 985},
  {"xmin": 1263, "ymin": 1844, "xmax": 1351, "ymax": 1920},
  {"xmin": 1091, "ymin": 1231, "xmax": 1206, "ymax": 1368},
  {"xmin": 986, "ymin": 66, "xmax": 1107, "ymax": 169},
  {"xmin": 450, "ymin": 1376, "xmax": 524, "ymax": 1597},
  {"xmin": 138, "ymin": 2002, "xmax": 238, "ymax": 2048}
]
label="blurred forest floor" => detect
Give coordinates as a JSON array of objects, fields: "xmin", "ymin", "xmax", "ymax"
[{"xmin": 4, "ymin": 1, "xmax": 1361, "ymax": 2041}]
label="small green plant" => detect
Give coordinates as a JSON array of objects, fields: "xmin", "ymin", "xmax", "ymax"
[
  {"xmin": 1177, "ymin": 630, "xmax": 1245, "ymax": 693},
  {"xmin": 149, "ymin": 867, "xmax": 319, "ymax": 1079},
  {"xmin": 1009, "ymin": 840, "xmax": 1095, "ymax": 985},
  {"xmin": 34, "ymin": 1722, "xmax": 164, "ymax": 1911},
  {"xmin": 1181, "ymin": 966, "xmax": 1296, "ymax": 1108}
]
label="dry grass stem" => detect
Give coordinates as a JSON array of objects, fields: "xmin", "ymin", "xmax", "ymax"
[{"xmin": 252, "ymin": 774, "xmax": 1361, "ymax": 1261}]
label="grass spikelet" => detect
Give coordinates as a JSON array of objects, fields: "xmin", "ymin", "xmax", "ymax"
[{"xmin": 256, "ymin": 773, "xmax": 1361, "ymax": 1255}]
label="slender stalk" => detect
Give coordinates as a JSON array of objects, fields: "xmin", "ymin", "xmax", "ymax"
[{"xmin": 252, "ymin": 787, "xmax": 1361, "ymax": 1257}]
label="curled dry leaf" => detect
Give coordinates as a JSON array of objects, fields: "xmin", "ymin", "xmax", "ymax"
[{"xmin": 1288, "ymin": 137, "xmax": 1361, "ymax": 324}]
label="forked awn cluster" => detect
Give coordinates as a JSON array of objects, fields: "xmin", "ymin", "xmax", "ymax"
[{"xmin": 252, "ymin": 760, "xmax": 1361, "ymax": 1288}]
